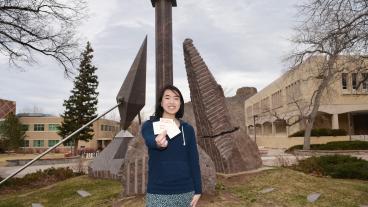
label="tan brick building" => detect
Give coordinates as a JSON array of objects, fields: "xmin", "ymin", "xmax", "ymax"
[
  {"xmin": 244, "ymin": 56, "xmax": 368, "ymax": 148},
  {"xmin": 0, "ymin": 99, "xmax": 16, "ymax": 120},
  {"xmin": 18, "ymin": 113, "xmax": 120, "ymax": 153}
]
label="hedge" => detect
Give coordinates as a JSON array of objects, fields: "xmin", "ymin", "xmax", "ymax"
[
  {"xmin": 292, "ymin": 155, "xmax": 368, "ymax": 180},
  {"xmin": 286, "ymin": 141, "xmax": 368, "ymax": 153},
  {"xmin": 289, "ymin": 128, "xmax": 347, "ymax": 137}
]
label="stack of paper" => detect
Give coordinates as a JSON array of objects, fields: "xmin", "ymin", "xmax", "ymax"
[{"xmin": 153, "ymin": 118, "xmax": 181, "ymax": 139}]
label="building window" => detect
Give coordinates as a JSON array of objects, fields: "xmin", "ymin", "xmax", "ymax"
[
  {"xmin": 48, "ymin": 140, "xmax": 59, "ymax": 147},
  {"xmin": 362, "ymin": 73, "xmax": 368, "ymax": 90},
  {"xmin": 101, "ymin": 124, "xmax": 115, "ymax": 131},
  {"xmin": 342, "ymin": 73, "xmax": 348, "ymax": 89},
  {"xmin": 34, "ymin": 124, "xmax": 45, "ymax": 131},
  {"xmin": 352, "ymin": 73, "xmax": 357, "ymax": 90},
  {"xmin": 261, "ymin": 97, "xmax": 270, "ymax": 112},
  {"xmin": 272, "ymin": 90, "xmax": 283, "ymax": 108},
  {"xmin": 21, "ymin": 124, "xmax": 29, "ymax": 131},
  {"xmin": 33, "ymin": 140, "xmax": 44, "ymax": 147},
  {"xmin": 253, "ymin": 102, "xmax": 260, "ymax": 115},
  {"xmin": 48, "ymin": 124, "xmax": 60, "ymax": 131},
  {"xmin": 24, "ymin": 140, "xmax": 29, "ymax": 147}
]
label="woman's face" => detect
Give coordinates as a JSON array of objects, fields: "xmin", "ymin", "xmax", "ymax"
[{"xmin": 161, "ymin": 89, "xmax": 181, "ymax": 116}]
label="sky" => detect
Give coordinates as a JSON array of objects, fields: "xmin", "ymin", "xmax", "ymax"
[{"xmin": 0, "ymin": 0, "xmax": 298, "ymax": 120}]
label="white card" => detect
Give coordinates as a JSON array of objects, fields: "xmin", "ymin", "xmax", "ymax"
[
  {"xmin": 160, "ymin": 118, "xmax": 174, "ymax": 125},
  {"xmin": 152, "ymin": 119, "xmax": 181, "ymax": 139},
  {"xmin": 153, "ymin": 121, "xmax": 165, "ymax": 135},
  {"xmin": 166, "ymin": 123, "xmax": 181, "ymax": 138}
]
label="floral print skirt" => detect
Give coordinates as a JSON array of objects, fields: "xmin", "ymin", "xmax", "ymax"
[{"xmin": 146, "ymin": 191, "xmax": 194, "ymax": 207}]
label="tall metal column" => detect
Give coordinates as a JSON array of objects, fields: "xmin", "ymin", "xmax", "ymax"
[{"xmin": 151, "ymin": 0, "xmax": 177, "ymax": 102}]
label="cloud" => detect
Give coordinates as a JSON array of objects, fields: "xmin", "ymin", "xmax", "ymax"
[{"xmin": 0, "ymin": 0, "xmax": 297, "ymax": 118}]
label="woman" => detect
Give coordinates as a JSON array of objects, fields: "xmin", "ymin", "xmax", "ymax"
[{"xmin": 141, "ymin": 85, "xmax": 202, "ymax": 207}]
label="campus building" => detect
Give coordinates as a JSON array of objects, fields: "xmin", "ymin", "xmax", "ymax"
[
  {"xmin": 0, "ymin": 99, "xmax": 16, "ymax": 120},
  {"xmin": 18, "ymin": 113, "xmax": 120, "ymax": 153},
  {"xmin": 244, "ymin": 56, "xmax": 368, "ymax": 148}
]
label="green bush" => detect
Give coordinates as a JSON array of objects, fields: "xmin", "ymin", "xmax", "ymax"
[
  {"xmin": 292, "ymin": 155, "xmax": 368, "ymax": 180},
  {"xmin": 286, "ymin": 141, "xmax": 368, "ymax": 153},
  {"xmin": 289, "ymin": 128, "xmax": 347, "ymax": 137},
  {"xmin": 0, "ymin": 167, "xmax": 83, "ymax": 190}
]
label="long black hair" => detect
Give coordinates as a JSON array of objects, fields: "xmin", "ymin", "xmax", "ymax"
[{"xmin": 154, "ymin": 85, "xmax": 185, "ymax": 119}]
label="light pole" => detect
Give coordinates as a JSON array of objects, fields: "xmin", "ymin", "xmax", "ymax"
[{"xmin": 253, "ymin": 115, "xmax": 258, "ymax": 144}]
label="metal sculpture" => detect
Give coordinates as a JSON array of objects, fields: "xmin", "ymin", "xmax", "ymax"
[
  {"xmin": 117, "ymin": 36, "xmax": 147, "ymax": 130},
  {"xmin": 151, "ymin": 0, "xmax": 177, "ymax": 101},
  {"xmin": 183, "ymin": 38, "xmax": 262, "ymax": 174}
]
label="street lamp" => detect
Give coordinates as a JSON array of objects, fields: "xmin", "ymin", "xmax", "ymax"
[{"xmin": 253, "ymin": 115, "xmax": 258, "ymax": 144}]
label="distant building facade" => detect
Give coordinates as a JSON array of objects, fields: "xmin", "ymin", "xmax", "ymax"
[
  {"xmin": 244, "ymin": 56, "xmax": 368, "ymax": 148},
  {"xmin": 18, "ymin": 113, "xmax": 120, "ymax": 153},
  {"xmin": 0, "ymin": 99, "xmax": 16, "ymax": 120}
]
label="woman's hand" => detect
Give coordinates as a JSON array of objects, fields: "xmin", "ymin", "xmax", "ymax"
[
  {"xmin": 190, "ymin": 194, "xmax": 201, "ymax": 207},
  {"xmin": 155, "ymin": 130, "xmax": 168, "ymax": 148}
]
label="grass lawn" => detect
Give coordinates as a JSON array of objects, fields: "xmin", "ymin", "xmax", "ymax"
[
  {"xmin": 0, "ymin": 153, "xmax": 65, "ymax": 167},
  {"xmin": 1, "ymin": 168, "xmax": 367, "ymax": 207},
  {"xmin": 0, "ymin": 176, "xmax": 122, "ymax": 207}
]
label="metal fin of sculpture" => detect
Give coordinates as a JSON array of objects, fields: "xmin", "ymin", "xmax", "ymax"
[
  {"xmin": 116, "ymin": 36, "xmax": 147, "ymax": 130},
  {"xmin": 90, "ymin": 37, "xmax": 147, "ymax": 181},
  {"xmin": 183, "ymin": 38, "xmax": 262, "ymax": 173}
]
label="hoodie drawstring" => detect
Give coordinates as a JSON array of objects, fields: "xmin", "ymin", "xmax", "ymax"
[{"xmin": 181, "ymin": 125, "xmax": 186, "ymax": 146}]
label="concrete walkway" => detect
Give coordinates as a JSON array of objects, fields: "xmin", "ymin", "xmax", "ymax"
[
  {"xmin": 0, "ymin": 160, "xmax": 91, "ymax": 178},
  {"xmin": 260, "ymin": 148, "xmax": 305, "ymax": 167}
]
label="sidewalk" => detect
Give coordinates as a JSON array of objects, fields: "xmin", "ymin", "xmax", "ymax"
[
  {"xmin": 0, "ymin": 160, "xmax": 91, "ymax": 178},
  {"xmin": 260, "ymin": 147, "xmax": 308, "ymax": 167}
]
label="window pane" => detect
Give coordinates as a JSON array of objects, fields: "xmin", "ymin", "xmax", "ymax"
[
  {"xmin": 352, "ymin": 73, "xmax": 357, "ymax": 89},
  {"xmin": 342, "ymin": 73, "xmax": 347, "ymax": 89},
  {"xmin": 34, "ymin": 124, "xmax": 45, "ymax": 131},
  {"xmin": 33, "ymin": 140, "xmax": 44, "ymax": 147},
  {"xmin": 363, "ymin": 73, "xmax": 368, "ymax": 89},
  {"xmin": 24, "ymin": 140, "xmax": 29, "ymax": 147},
  {"xmin": 48, "ymin": 124, "xmax": 60, "ymax": 131},
  {"xmin": 48, "ymin": 140, "xmax": 59, "ymax": 147}
]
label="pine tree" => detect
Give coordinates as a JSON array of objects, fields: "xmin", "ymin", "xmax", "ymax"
[
  {"xmin": 0, "ymin": 113, "xmax": 26, "ymax": 151},
  {"xmin": 58, "ymin": 42, "xmax": 99, "ymax": 155}
]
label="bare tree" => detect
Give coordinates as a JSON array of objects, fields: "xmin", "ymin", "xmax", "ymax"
[
  {"xmin": 288, "ymin": 0, "xmax": 368, "ymax": 149},
  {"xmin": 0, "ymin": 0, "xmax": 86, "ymax": 76}
]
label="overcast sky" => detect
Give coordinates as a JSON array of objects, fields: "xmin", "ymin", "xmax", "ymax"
[{"xmin": 0, "ymin": 0, "xmax": 298, "ymax": 120}]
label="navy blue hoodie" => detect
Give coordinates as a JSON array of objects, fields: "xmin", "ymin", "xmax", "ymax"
[{"xmin": 141, "ymin": 118, "xmax": 202, "ymax": 195}]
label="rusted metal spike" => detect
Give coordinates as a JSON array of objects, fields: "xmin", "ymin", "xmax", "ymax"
[{"xmin": 116, "ymin": 36, "xmax": 147, "ymax": 130}]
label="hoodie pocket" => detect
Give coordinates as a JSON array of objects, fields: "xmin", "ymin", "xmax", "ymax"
[{"xmin": 158, "ymin": 161, "xmax": 191, "ymax": 183}]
